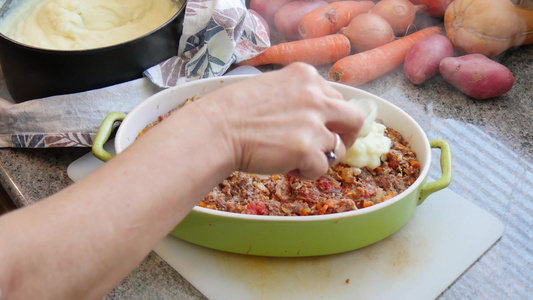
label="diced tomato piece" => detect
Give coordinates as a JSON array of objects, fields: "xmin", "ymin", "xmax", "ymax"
[
  {"xmin": 317, "ymin": 178, "xmax": 332, "ymax": 191},
  {"xmin": 245, "ymin": 201, "xmax": 268, "ymax": 215},
  {"xmin": 388, "ymin": 160, "xmax": 397, "ymax": 169}
]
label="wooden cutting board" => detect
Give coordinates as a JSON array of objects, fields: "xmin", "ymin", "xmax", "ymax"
[{"xmin": 68, "ymin": 151, "xmax": 503, "ymax": 300}]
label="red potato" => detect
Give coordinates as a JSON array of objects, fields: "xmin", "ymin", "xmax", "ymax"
[
  {"xmin": 411, "ymin": 0, "xmax": 454, "ymax": 17},
  {"xmin": 404, "ymin": 34, "xmax": 454, "ymax": 84},
  {"xmin": 250, "ymin": 0, "xmax": 294, "ymax": 24},
  {"xmin": 439, "ymin": 54, "xmax": 514, "ymax": 100},
  {"xmin": 274, "ymin": 0, "xmax": 328, "ymax": 40}
]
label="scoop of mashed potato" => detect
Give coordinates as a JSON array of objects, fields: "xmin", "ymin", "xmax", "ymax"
[
  {"xmin": 342, "ymin": 122, "xmax": 392, "ymax": 169},
  {"xmin": 0, "ymin": 0, "xmax": 180, "ymax": 50}
]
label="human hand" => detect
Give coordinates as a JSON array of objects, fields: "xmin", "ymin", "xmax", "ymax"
[{"xmin": 193, "ymin": 63, "xmax": 364, "ymax": 180}]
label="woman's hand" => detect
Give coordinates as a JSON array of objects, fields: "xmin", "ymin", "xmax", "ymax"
[
  {"xmin": 0, "ymin": 63, "xmax": 365, "ymax": 300},
  {"xmin": 190, "ymin": 63, "xmax": 364, "ymax": 180}
]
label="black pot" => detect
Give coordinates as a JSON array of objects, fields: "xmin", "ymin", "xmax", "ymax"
[{"xmin": 0, "ymin": 0, "xmax": 186, "ymax": 103}]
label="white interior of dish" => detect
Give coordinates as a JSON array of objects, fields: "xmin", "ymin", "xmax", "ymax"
[{"xmin": 116, "ymin": 75, "xmax": 431, "ymax": 221}]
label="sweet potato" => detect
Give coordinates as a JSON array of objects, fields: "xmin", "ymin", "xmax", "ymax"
[
  {"xmin": 403, "ymin": 34, "xmax": 454, "ymax": 84},
  {"xmin": 439, "ymin": 54, "xmax": 514, "ymax": 100}
]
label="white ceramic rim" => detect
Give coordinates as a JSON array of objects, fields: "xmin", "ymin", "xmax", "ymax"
[{"xmin": 115, "ymin": 75, "xmax": 432, "ymax": 222}]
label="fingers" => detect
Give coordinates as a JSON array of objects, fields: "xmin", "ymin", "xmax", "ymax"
[
  {"xmin": 284, "ymin": 64, "xmax": 365, "ymax": 149},
  {"xmin": 216, "ymin": 63, "xmax": 365, "ymax": 180},
  {"xmin": 284, "ymin": 63, "xmax": 344, "ymax": 101},
  {"xmin": 279, "ymin": 66, "xmax": 362, "ymax": 180},
  {"xmin": 292, "ymin": 130, "xmax": 348, "ymax": 180},
  {"xmin": 324, "ymin": 100, "xmax": 365, "ymax": 149}
]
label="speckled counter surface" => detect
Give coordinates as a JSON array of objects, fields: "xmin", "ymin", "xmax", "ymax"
[{"xmin": 0, "ymin": 44, "xmax": 531, "ymax": 299}]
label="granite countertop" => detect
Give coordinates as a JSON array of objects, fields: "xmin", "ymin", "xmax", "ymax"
[{"xmin": 1, "ymin": 43, "xmax": 532, "ymax": 299}]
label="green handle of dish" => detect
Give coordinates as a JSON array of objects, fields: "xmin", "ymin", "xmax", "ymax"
[
  {"xmin": 92, "ymin": 112, "xmax": 126, "ymax": 162},
  {"xmin": 418, "ymin": 139, "xmax": 452, "ymax": 205}
]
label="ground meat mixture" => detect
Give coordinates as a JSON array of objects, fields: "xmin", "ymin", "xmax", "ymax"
[
  {"xmin": 139, "ymin": 97, "xmax": 420, "ymax": 216},
  {"xmin": 138, "ymin": 95, "xmax": 198, "ymax": 137},
  {"xmin": 199, "ymin": 127, "xmax": 420, "ymax": 216}
]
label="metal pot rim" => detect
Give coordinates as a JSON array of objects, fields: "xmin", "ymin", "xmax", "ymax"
[{"xmin": 0, "ymin": 0, "xmax": 187, "ymax": 53}]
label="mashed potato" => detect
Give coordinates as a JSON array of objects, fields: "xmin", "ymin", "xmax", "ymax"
[
  {"xmin": 342, "ymin": 122, "xmax": 392, "ymax": 169},
  {"xmin": 0, "ymin": 0, "xmax": 181, "ymax": 50}
]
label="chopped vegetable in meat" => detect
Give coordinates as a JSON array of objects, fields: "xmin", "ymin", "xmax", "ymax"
[
  {"xmin": 139, "ymin": 96, "xmax": 420, "ymax": 216},
  {"xmin": 200, "ymin": 126, "xmax": 419, "ymax": 216}
]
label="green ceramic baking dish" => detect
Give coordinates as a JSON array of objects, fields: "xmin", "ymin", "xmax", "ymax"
[{"xmin": 93, "ymin": 75, "xmax": 452, "ymax": 257}]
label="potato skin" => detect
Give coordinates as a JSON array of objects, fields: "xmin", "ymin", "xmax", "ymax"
[
  {"xmin": 403, "ymin": 34, "xmax": 454, "ymax": 84},
  {"xmin": 439, "ymin": 54, "xmax": 514, "ymax": 100}
]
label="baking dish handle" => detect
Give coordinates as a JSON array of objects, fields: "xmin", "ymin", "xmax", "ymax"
[
  {"xmin": 92, "ymin": 112, "xmax": 126, "ymax": 162},
  {"xmin": 418, "ymin": 139, "xmax": 452, "ymax": 205}
]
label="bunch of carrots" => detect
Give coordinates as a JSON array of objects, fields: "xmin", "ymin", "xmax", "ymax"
[{"xmin": 238, "ymin": 0, "xmax": 448, "ymax": 86}]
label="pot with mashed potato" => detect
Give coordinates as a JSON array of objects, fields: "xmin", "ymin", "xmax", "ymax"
[{"xmin": 0, "ymin": 0, "xmax": 186, "ymax": 102}]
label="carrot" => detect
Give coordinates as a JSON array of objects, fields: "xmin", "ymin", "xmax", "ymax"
[
  {"xmin": 237, "ymin": 34, "xmax": 351, "ymax": 67},
  {"xmin": 298, "ymin": 1, "xmax": 375, "ymax": 39},
  {"xmin": 330, "ymin": 26, "xmax": 443, "ymax": 86}
]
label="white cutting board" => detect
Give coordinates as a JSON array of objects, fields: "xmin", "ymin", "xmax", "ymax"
[
  {"xmin": 68, "ymin": 66, "xmax": 503, "ymax": 299},
  {"xmin": 68, "ymin": 148, "xmax": 504, "ymax": 300}
]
